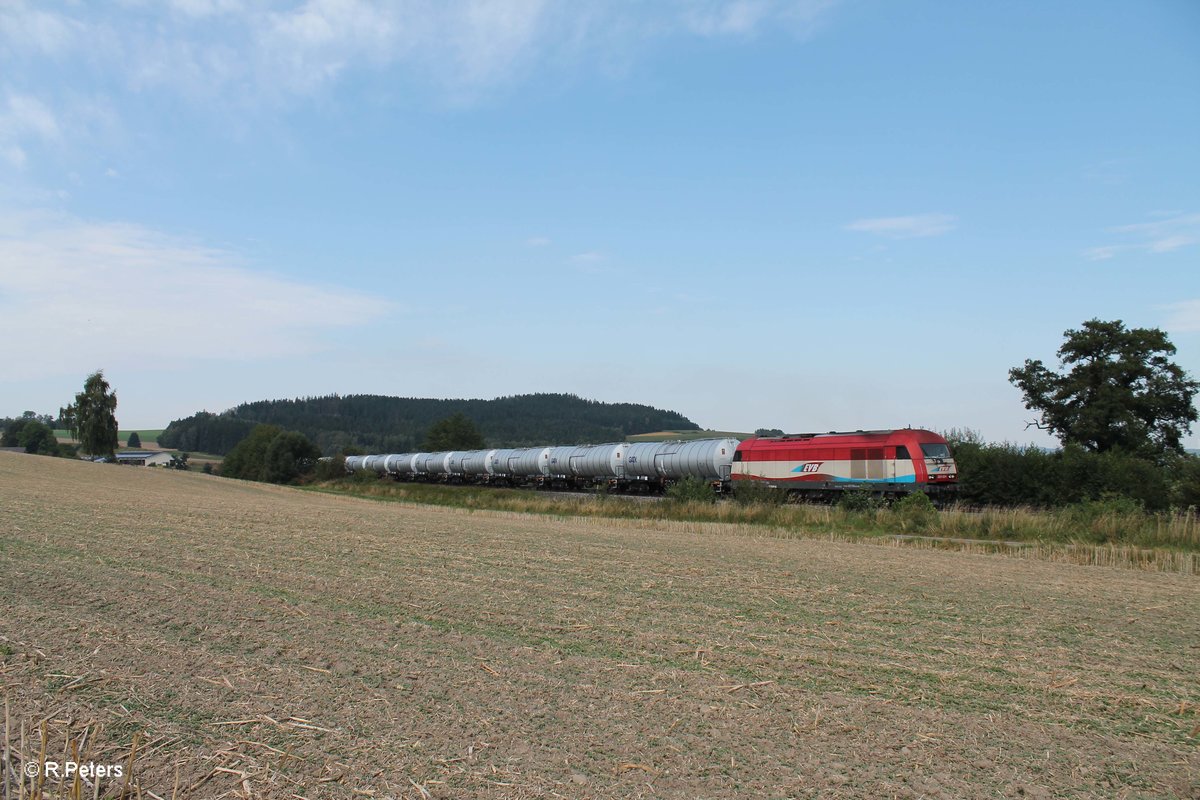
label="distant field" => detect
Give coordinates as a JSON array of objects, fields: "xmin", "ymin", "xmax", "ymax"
[
  {"xmin": 626, "ymin": 429, "xmax": 752, "ymax": 442},
  {"xmin": 53, "ymin": 428, "xmax": 166, "ymax": 447},
  {"xmin": 1, "ymin": 452, "xmax": 1197, "ymax": 798}
]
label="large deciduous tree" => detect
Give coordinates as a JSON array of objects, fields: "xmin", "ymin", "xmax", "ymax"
[
  {"xmin": 1009, "ymin": 319, "xmax": 1198, "ymax": 457},
  {"xmin": 67, "ymin": 371, "xmax": 119, "ymax": 459}
]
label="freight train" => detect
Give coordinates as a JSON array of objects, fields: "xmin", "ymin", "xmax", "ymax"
[{"xmin": 345, "ymin": 428, "xmax": 957, "ymax": 500}]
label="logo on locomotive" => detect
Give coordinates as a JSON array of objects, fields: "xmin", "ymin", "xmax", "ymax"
[{"xmin": 792, "ymin": 462, "xmax": 823, "ymax": 473}]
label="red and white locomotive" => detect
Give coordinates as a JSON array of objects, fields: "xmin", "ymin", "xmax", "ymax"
[{"xmin": 732, "ymin": 428, "xmax": 957, "ymax": 500}]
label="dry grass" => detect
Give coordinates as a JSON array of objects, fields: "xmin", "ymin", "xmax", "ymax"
[
  {"xmin": 1, "ymin": 451, "xmax": 1198, "ymax": 799},
  {"xmin": 318, "ymin": 481, "xmax": 1200, "ymax": 573}
]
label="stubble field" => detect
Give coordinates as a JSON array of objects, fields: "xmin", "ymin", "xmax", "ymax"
[{"xmin": 1, "ymin": 451, "xmax": 1197, "ymax": 798}]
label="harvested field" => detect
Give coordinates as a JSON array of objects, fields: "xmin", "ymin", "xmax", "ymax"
[{"xmin": 1, "ymin": 452, "xmax": 1197, "ymax": 799}]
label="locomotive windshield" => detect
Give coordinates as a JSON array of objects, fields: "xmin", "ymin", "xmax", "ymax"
[{"xmin": 920, "ymin": 443, "xmax": 951, "ymax": 459}]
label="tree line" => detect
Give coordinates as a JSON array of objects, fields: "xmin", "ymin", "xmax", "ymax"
[
  {"xmin": 2, "ymin": 372, "xmax": 120, "ymax": 460},
  {"xmin": 158, "ymin": 393, "xmax": 700, "ymax": 456}
]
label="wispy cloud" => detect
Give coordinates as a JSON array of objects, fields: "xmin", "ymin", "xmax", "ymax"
[
  {"xmin": 0, "ymin": 92, "xmax": 61, "ymax": 169},
  {"xmin": 526, "ymin": 235, "xmax": 551, "ymax": 247},
  {"xmin": 0, "ymin": 211, "xmax": 391, "ymax": 380},
  {"xmin": 1, "ymin": 1, "xmax": 841, "ymax": 103},
  {"xmin": 1085, "ymin": 212, "xmax": 1200, "ymax": 261},
  {"xmin": 1162, "ymin": 299, "xmax": 1200, "ymax": 334},
  {"xmin": 0, "ymin": 1, "xmax": 842, "ymax": 169},
  {"xmin": 569, "ymin": 250, "xmax": 605, "ymax": 273},
  {"xmin": 844, "ymin": 213, "xmax": 956, "ymax": 239},
  {"xmin": 685, "ymin": 0, "xmax": 834, "ymax": 37}
]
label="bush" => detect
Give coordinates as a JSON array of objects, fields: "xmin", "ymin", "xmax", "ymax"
[
  {"xmin": 667, "ymin": 476, "xmax": 715, "ymax": 503},
  {"xmin": 126, "ymin": 431, "xmax": 141, "ymax": 448},
  {"xmin": 312, "ymin": 454, "xmax": 347, "ymax": 482},
  {"xmin": 3, "ymin": 418, "xmax": 60, "ymax": 455},
  {"xmin": 18, "ymin": 421, "xmax": 60, "ymax": 455},
  {"xmin": 263, "ymin": 432, "xmax": 321, "ymax": 484},
  {"xmin": 838, "ymin": 490, "xmax": 884, "ymax": 513},
  {"xmin": 894, "ymin": 491, "xmax": 937, "ymax": 532},
  {"xmin": 729, "ymin": 481, "xmax": 786, "ymax": 505},
  {"xmin": 1168, "ymin": 454, "xmax": 1200, "ymax": 510},
  {"xmin": 950, "ymin": 441, "xmax": 1174, "ymax": 510},
  {"xmin": 221, "ymin": 425, "xmax": 320, "ymax": 484}
]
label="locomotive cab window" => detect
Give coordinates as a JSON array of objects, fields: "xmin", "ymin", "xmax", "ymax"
[
  {"xmin": 895, "ymin": 446, "xmax": 911, "ymax": 460},
  {"xmin": 920, "ymin": 443, "xmax": 951, "ymax": 459},
  {"xmin": 732, "ymin": 451, "xmax": 743, "ymax": 462}
]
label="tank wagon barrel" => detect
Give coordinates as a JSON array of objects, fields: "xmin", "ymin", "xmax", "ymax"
[
  {"xmin": 462, "ymin": 449, "xmax": 495, "ymax": 475},
  {"xmin": 383, "ymin": 453, "xmax": 416, "ymax": 475},
  {"xmin": 574, "ymin": 443, "xmax": 627, "ymax": 478}
]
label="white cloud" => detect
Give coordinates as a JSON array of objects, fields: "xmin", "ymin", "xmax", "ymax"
[
  {"xmin": 526, "ymin": 235, "xmax": 551, "ymax": 246},
  {"xmin": 1, "ymin": 144, "xmax": 26, "ymax": 169},
  {"xmin": 684, "ymin": 0, "xmax": 771, "ymax": 36},
  {"xmin": 570, "ymin": 250, "xmax": 602, "ymax": 263},
  {"xmin": 2, "ymin": 94, "xmax": 60, "ymax": 141},
  {"xmin": 1162, "ymin": 299, "xmax": 1200, "ymax": 334},
  {"xmin": 0, "ymin": 211, "xmax": 392, "ymax": 380},
  {"xmin": 0, "ymin": 3, "xmax": 84, "ymax": 56},
  {"xmin": 684, "ymin": 0, "xmax": 834, "ymax": 37},
  {"xmin": 0, "ymin": 92, "xmax": 62, "ymax": 170},
  {"xmin": 1086, "ymin": 212, "xmax": 1200, "ymax": 260},
  {"xmin": 844, "ymin": 213, "xmax": 956, "ymax": 239},
  {"xmin": 1, "ymin": 2, "xmax": 841, "ymax": 106},
  {"xmin": 1083, "ymin": 245, "xmax": 1119, "ymax": 262}
]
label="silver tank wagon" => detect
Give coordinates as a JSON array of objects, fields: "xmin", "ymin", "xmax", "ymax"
[
  {"xmin": 547, "ymin": 445, "xmax": 591, "ymax": 478},
  {"xmin": 510, "ymin": 446, "xmax": 551, "ymax": 477},
  {"xmin": 445, "ymin": 451, "xmax": 468, "ymax": 476},
  {"xmin": 487, "ymin": 448, "xmax": 520, "ymax": 476},
  {"xmin": 383, "ymin": 453, "xmax": 415, "ymax": 475},
  {"xmin": 623, "ymin": 438, "xmax": 738, "ymax": 480},
  {"xmin": 462, "ymin": 449, "xmax": 496, "ymax": 476},
  {"xmin": 573, "ymin": 443, "xmax": 628, "ymax": 478},
  {"xmin": 411, "ymin": 452, "xmax": 438, "ymax": 475}
]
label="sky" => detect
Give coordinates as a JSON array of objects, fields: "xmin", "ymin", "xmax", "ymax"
[{"xmin": 1, "ymin": 0, "xmax": 1198, "ymax": 446}]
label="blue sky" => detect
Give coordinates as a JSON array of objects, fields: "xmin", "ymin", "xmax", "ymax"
[{"xmin": 1, "ymin": 0, "xmax": 1198, "ymax": 446}]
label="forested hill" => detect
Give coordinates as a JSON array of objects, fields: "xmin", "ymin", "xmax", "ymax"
[{"xmin": 157, "ymin": 393, "xmax": 699, "ymax": 456}]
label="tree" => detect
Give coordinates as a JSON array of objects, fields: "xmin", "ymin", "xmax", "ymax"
[
  {"xmin": 18, "ymin": 421, "xmax": 59, "ymax": 455},
  {"xmin": 2, "ymin": 418, "xmax": 59, "ymax": 455},
  {"xmin": 221, "ymin": 424, "xmax": 320, "ymax": 484},
  {"xmin": 263, "ymin": 432, "xmax": 321, "ymax": 483},
  {"xmin": 1009, "ymin": 319, "xmax": 1198, "ymax": 457},
  {"xmin": 126, "ymin": 431, "xmax": 142, "ymax": 448},
  {"xmin": 422, "ymin": 413, "xmax": 486, "ymax": 450},
  {"xmin": 754, "ymin": 428, "xmax": 784, "ymax": 437},
  {"xmin": 221, "ymin": 424, "xmax": 283, "ymax": 481},
  {"xmin": 66, "ymin": 371, "xmax": 119, "ymax": 459}
]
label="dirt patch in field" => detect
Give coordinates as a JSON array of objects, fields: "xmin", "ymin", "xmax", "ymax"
[{"xmin": 1, "ymin": 452, "xmax": 1197, "ymax": 798}]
